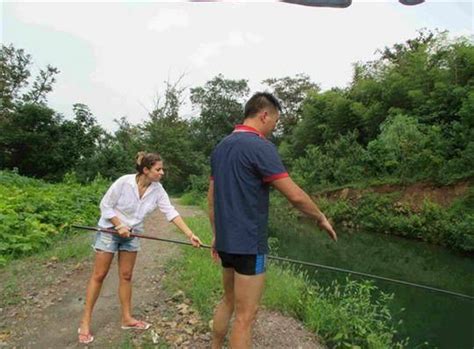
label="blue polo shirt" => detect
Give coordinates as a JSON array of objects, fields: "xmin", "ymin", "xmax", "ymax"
[{"xmin": 211, "ymin": 125, "xmax": 289, "ymax": 254}]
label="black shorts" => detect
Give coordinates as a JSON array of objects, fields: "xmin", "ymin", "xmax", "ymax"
[{"xmin": 218, "ymin": 251, "xmax": 267, "ymax": 275}]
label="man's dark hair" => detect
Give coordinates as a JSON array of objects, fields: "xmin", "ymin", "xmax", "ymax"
[{"xmin": 244, "ymin": 92, "xmax": 282, "ymax": 118}]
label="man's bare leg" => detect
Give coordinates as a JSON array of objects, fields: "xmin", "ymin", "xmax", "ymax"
[
  {"xmin": 229, "ymin": 272, "xmax": 265, "ymax": 349},
  {"xmin": 211, "ymin": 268, "xmax": 235, "ymax": 349}
]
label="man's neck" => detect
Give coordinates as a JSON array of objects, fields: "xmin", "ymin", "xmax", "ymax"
[{"xmin": 242, "ymin": 120, "xmax": 265, "ymax": 135}]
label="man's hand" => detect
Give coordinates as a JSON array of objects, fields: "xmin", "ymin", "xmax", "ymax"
[
  {"xmin": 211, "ymin": 237, "xmax": 220, "ymax": 263},
  {"xmin": 271, "ymin": 177, "xmax": 337, "ymax": 242},
  {"xmin": 318, "ymin": 215, "xmax": 337, "ymax": 241}
]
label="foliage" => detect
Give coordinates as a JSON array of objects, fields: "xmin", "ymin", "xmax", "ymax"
[
  {"xmin": 262, "ymin": 73, "xmax": 320, "ymax": 140},
  {"xmin": 179, "ymin": 174, "xmax": 209, "ymax": 208},
  {"xmin": 143, "ymin": 79, "xmax": 206, "ymax": 193},
  {"xmin": 291, "ymin": 132, "xmax": 367, "ymax": 190},
  {"xmin": 190, "ymin": 74, "xmax": 250, "ymax": 156},
  {"xmin": 285, "ymin": 30, "xmax": 473, "ymax": 185},
  {"xmin": 0, "ymin": 171, "xmax": 108, "ymax": 265},
  {"xmin": 366, "ymin": 114, "xmax": 445, "ymax": 181},
  {"xmin": 313, "ymin": 190, "xmax": 474, "ymax": 253},
  {"xmin": 0, "ymin": 44, "xmax": 59, "ymax": 112},
  {"xmin": 303, "ymin": 279, "xmax": 406, "ymax": 349},
  {"xmin": 0, "ymin": 102, "xmax": 105, "ymax": 181},
  {"xmin": 74, "ymin": 117, "xmax": 144, "ymax": 182}
]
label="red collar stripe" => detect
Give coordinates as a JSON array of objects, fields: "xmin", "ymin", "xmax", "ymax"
[{"xmin": 233, "ymin": 125, "xmax": 265, "ymax": 138}]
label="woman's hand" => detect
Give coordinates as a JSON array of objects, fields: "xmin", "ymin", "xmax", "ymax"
[
  {"xmin": 189, "ymin": 233, "xmax": 202, "ymax": 248},
  {"xmin": 117, "ymin": 226, "xmax": 131, "ymax": 238}
]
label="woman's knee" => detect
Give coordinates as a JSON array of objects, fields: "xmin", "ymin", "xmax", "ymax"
[
  {"xmin": 119, "ymin": 270, "xmax": 133, "ymax": 282},
  {"xmin": 92, "ymin": 270, "xmax": 108, "ymax": 283}
]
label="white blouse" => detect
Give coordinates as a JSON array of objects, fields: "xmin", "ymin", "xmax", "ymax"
[{"xmin": 97, "ymin": 174, "xmax": 179, "ymax": 233}]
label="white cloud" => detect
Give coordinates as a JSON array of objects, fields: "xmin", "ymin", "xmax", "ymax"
[
  {"xmin": 228, "ymin": 31, "xmax": 246, "ymax": 46},
  {"xmin": 148, "ymin": 9, "xmax": 190, "ymax": 32},
  {"xmin": 190, "ymin": 42, "xmax": 221, "ymax": 67},
  {"xmin": 190, "ymin": 31, "xmax": 263, "ymax": 67}
]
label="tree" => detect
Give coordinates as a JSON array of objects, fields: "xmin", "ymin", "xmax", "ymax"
[
  {"xmin": 284, "ymin": 30, "xmax": 473, "ymax": 184},
  {"xmin": 68, "ymin": 103, "xmax": 104, "ymax": 158},
  {"xmin": 367, "ymin": 113, "xmax": 445, "ymax": 181},
  {"xmin": 190, "ymin": 74, "xmax": 250, "ymax": 156},
  {"xmin": 74, "ymin": 116, "xmax": 145, "ymax": 182},
  {"xmin": 0, "ymin": 103, "xmax": 65, "ymax": 178},
  {"xmin": 0, "ymin": 44, "xmax": 64, "ymax": 177},
  {"xmin": 144, "ymin": 79, "xmax": 205, "ymax": 193},
  {"xmin": 0, "ymin": 44, "xmax": 59, "ymax": 114},
  {"xmin": 263, "ymin": 73, "xmax": 319, "ymax": 140},
  {"xmin": 350, "ymin": 30, "xmax": 473, "ymax": 130},
  {"xmin": 290, "ymin": 89, "xmax": 363, "ymax": 155},
  {"xmin": 0, "ymin": 102, "xmax": 107, "ymax": 180},
  {"xmin": 1, "ymin": 45, "xmax": 31, "ymax": 113}
]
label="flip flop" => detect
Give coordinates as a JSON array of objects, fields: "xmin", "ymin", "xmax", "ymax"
[
  {"xmin": 121, "ymin": 320, "xmax": 151, "ymax": 330},
  {"xmin": 77, "ymin": 328, "xmax": 94, "ymax": 344}
]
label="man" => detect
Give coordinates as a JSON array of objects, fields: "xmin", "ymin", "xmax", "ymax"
[{"xmin": 208, "ymin": 92, "xmax": 337, "ymax": 349}]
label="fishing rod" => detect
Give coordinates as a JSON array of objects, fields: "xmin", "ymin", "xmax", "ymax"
[
  {"xmin": 72, "ymin": 224, "xmax": 211, "ymax": 248},
  {"xmin": 72, "ymin": 224, "xmax": 474, "ymax": 301}
]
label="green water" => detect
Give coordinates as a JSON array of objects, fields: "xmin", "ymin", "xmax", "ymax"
[{"xmin": 269, "ymin": 218, "xmax": 474, "ymax": 348}]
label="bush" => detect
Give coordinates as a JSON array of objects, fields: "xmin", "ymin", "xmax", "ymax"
[
  {"xmin": 0, "ymin": 171, "xmax": 109, "ymax": 265},
  {"xmin": 366, "ymin": 114, "xmax": 445, "ymax": 182},
  {"xmin": 304, "ymin": 279, "xmax": 406, "ymax": 349},
  {"xmin": 292, "ymin": 132, "xmax": 367, "ymax": 191},
  {"xmin": 312, "ymin": 190, "xmax": 474, "ymax": 253}
]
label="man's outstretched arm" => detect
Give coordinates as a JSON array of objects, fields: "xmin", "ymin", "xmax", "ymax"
[{"xmin": 271, "ymin": 177, "xmax": 337, "ymax": 241}]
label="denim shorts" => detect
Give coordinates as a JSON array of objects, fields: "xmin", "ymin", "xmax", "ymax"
[{"xmin": 92, "ymin": 231, "xmax": 140, "ymax": 253}]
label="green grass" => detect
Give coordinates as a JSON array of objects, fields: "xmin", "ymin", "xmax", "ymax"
[
  {"xmin": 176, "ymin": 192, "xmax": 207, "ymax": 210},
  {"xmin": 1, "ymin": 278, "xmax": 22, "ymax": 306},
  {"xmin": 163, "ymin": 217, "xmax": 221, "ymax": 319},
  {"xmin": 41, "ymin": 231, "xmax": 93, "ymax": 262}
]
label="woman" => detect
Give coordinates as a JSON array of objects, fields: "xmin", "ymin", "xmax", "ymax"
[{"xmin": 78, "ymin": 152, "xmax": 202, "ymax": 344}]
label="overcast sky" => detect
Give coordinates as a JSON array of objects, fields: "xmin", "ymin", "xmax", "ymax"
[{"xmin": 2, "ymin": 0, "xmax": 472, "ymax": 131}]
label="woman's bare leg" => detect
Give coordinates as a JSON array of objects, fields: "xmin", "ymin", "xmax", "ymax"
[{"xmin": 79, "ymin": 250, "xmax": 115, "ymax": 334}]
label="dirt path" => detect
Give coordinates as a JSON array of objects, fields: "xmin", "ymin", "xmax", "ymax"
[{"xmin": 1, "ymin": 202, "xmax": 324, "ymax": 348}]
